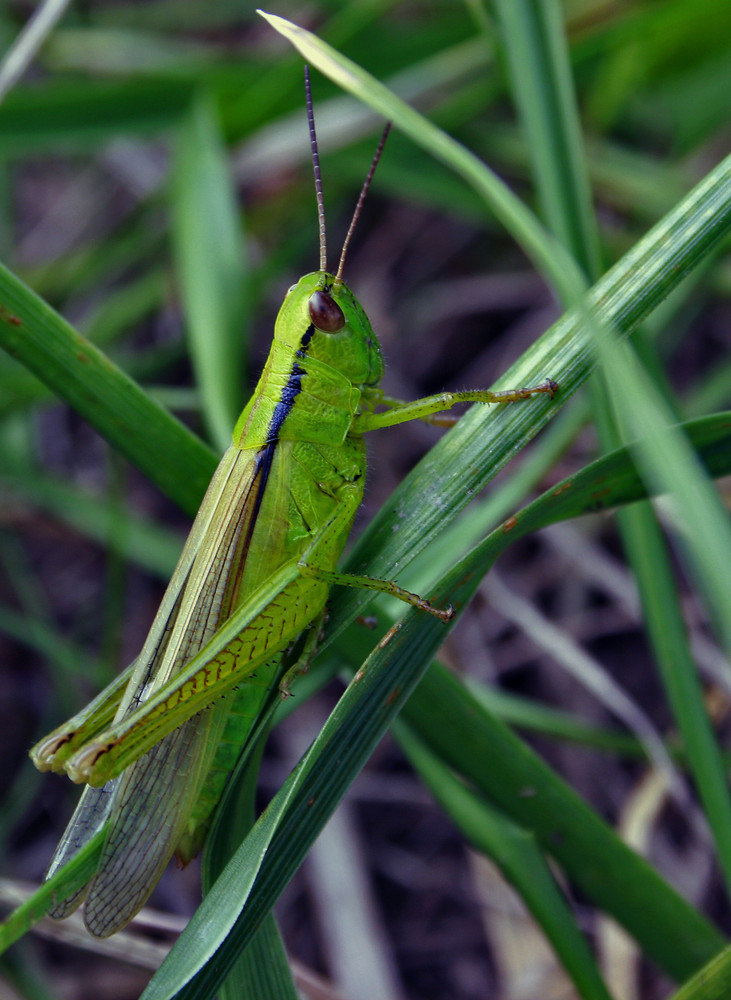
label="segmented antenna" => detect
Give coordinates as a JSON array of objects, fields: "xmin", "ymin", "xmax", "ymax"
[
  {"xmin": 305, "ymin": 66, "xmax": 328, "ymax": 273},
  {"xmin": 335, "ymin": 122, "xmax": 391, "ymax": 286}
]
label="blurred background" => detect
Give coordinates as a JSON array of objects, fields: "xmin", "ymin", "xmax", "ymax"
[{"xmin": 0, "ymin": 2, "xmax": 730, "ymax": 999}]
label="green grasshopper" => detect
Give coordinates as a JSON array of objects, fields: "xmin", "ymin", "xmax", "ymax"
[{"xmin": 30, "ymin": 67, "xmax": 557, "ymax": 938}]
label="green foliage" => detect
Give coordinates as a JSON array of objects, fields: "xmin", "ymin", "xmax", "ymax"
[{"xmin": 0, "ymin": 3, "xmax": 730, "ymax": 999}]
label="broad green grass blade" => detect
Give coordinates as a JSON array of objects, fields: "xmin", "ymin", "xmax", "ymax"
[
  {"xmin": 171, "ymin": 92, "xmax": 248, "ymax": 452},
  {"xmin": 333, "ymin": 150, "xmax": 731, "ymax": 638},
  {"xmin": 138, "ymin": 410, "xmax": 731, "ymax": 997},
  {"xmin": 618, "ymin": 495, "xmax": 731, "ymax": 889},
  {"xmin": 203, "ymin": 702, "xmax": 298, "ymax": 1000},
  {"xmin": 319, "ymin": 412, "xmax": 731, "ymax": 672},
  {"xmin": 0, "ymin": 262, "xmax": 216, "ymax": 516},
  {"xmin": 258, "ymin": 16, "xmax": 731, "ymax": 653},
  {"xmin": 401, "ymin": 661, "xmax": 723, "ymax": 984},
  {"xmin": 218, "ymin": 917, "xmax": 298, "ymax": 1000},
  {"xmin": 495, "ymin": 0, "xmax": 731, "ymax": 897},
  {"xmin": 493, "ymin": 0, "xmax": 602, "ymax": 280},
  {"xmin": 140, "ymin": 745, "xmax": 309, "ymax": 1000},
  {"xmin": 395, "ymin": 722, "xmax": 613, "ymax": 1000},
  {"xmin": 600, "ymin": 334, "xmax": 731, "ymax": 659},
  {"xmin": 140, "ymin": 518, "xmax": 724, "ymax": 999}
]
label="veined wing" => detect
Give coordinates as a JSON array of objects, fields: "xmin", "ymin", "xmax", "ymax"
[
  {"xmin": 112, "ymin": 444, "xmax": 256, "ymax": 722},
  {"xmin": 82, "ymin": 441, "xmax": 277, "ymax": 936},
  {"xmin": 45, "ymin": 781, "xmax": 119, "ymax": 919},
  {"xmin": 43, "ymin": 444, "xmax": 258, "ymax": 925},
  {"xmin": 84, "ymin": 695, "xmax": 233, "ymax": 935}
]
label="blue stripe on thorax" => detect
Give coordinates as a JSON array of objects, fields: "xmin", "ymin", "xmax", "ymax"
[{"xmin": 265, "ymin": 322, "xmax": 315, "ymax": 445}]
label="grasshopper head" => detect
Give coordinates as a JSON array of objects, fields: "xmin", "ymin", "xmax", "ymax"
[{"xmin": 277, "ymin": 271, "xmax": 384, "ymax": 388}]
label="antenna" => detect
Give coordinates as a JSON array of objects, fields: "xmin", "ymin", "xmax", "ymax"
[
  {"xmin": 335, "ymin": 121, "xmax": 391, "ymax": 286},
  {"xmin": 305, "ymin": 66, "xmax": 328, "ymax": 273}
]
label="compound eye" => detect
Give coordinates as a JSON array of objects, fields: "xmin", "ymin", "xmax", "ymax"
[{"xmin": 308, "ymin": 290, "xmax": 345, "ymax": 332}]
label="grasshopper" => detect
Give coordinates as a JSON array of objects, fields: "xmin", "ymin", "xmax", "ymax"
[{"xmin": 31, "ymin": 68, "xmax": 556, "ymax": 937}]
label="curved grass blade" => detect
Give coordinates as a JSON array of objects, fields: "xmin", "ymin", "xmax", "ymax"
[
  {"xmin": 257, "ymin": 10, "xmax": 588, "ymax": 308},
  {"xmin": 256, "ymin": 13, "xmax": 731, "ymax": 656},
  {"xmin": 0, "ymin": 828, "xmax": 105, "ymax": 950},
  {"xmin": 141, "ymin": 538, "xmax": 724, "ymax": 1000},
  {"xmin": 395, "ymin": 722, "xmax": 614, "ymax": 1000},
  {"xmin": 137, "ymin": 411, "xmax": 730, "ymax": 997},
  {"xmin": 171, "ymin": 92, "xmax": 248, "ymax": 453},
  {"xmin": 0, "ymin": 262, "xmax": 216, "ymax": 517}
]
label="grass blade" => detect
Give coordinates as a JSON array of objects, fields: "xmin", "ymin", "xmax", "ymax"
[{"xmin": 171, "ymin": 92, "xmax": 248, "ymax": 452}]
